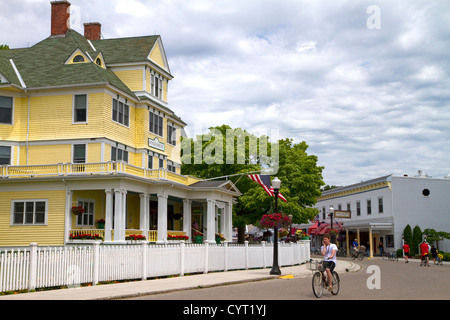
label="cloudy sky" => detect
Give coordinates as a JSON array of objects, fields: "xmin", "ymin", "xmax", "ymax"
[{"xmin": 1, "ymin": 0, "xmax": 450, "ymax": 186}]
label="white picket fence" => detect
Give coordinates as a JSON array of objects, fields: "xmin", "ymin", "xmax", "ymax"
[{"xmin": 0, "ymin": 240, "xmax": 310, "ymax": 293}]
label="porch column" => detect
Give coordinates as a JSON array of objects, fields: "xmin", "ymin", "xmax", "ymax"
[
  {"xmin": 206, "ymin": 199, "xmax": 215, "ymax": 243},
  {"xmin": 357, "ymin": 228, "xmax": 360, "ymax": 248},
  {"xmin": 157, "ymin": 193, "xmax": 168, "ymax": 243},
  {"xmin": 345, "ymin": 228, "xmax": 350, "ymax": 257},
  {"xmin": 64, "ymin": 190, "xmax": 73, "ymax": 243},
  {"xmin": 140, "ymin": 193, "xmax": 150, "ymax": 241},
  {"xmin": 224, "ymin": 202, "xmax": 232, "ymax": 242},
  {"xmin": 104, "ymin": 189, "xmax": 113, "ymax": 242},
  {"xmin": 369, "ymin": 227, "xmax": 374, "ymax": 258},
  {"xmin": 182, "ymin": 199, "xmax": 192, "ymax": 241},
  {"xmin": 114, "ymin": 189, "xmax": 126, "ymax": 243}
]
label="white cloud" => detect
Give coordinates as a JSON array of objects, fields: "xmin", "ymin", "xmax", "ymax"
[{"xmin": 2, "ymin": 0, "xmax": 450, "ymax": 186}]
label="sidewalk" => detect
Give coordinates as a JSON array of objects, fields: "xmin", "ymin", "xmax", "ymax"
[{"xmin": 0, "ymin": 259, "xmax": 360, "ymax": 300}]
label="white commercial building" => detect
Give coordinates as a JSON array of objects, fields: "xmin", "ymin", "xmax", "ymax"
[{"xmin": 312, "ymin": 171, "xmax": 450, "ymax": 257}]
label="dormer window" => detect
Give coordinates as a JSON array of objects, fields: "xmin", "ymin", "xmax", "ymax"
[
  {"xmin": 96, "ymin": 58, "xmax": 101, "ymax": 65},
  {"xmin": 73, "ymin": 55, "xmax": 85, "ymax": 63}
]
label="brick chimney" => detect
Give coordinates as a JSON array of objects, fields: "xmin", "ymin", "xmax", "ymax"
[
  {"xmin": 51, "ymin": 1, "xmax": 71, "ymax": 36},
  {"xmin": 84, "ymin": 22, "xmax": 102, "ymax": 40}
]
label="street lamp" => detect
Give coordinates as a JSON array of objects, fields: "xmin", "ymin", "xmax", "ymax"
[
  {"xmin": 329, "ymin": 206, "xmax": 334, "ymax": 242},
  {"xmin": 270, "ymin": 177, "xmax": 281, "ymax": 275}
]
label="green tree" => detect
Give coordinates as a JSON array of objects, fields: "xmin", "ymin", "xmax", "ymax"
[
  {"xmin": 0, "ymin": 44, "xmax": 10, "ymax": 50},
  {"xmin": 403, "ymin": 224, "xmax": 413, "ymax": 248},
  {"xmin": 181, "ymin": 125, "xmax": 324, "ymax": 243},
  {"xmin": 423, "ymin": 228, "xmax": 450, "ymax": 251},
  {"xmin": 411, "ymin": 225, "xmax": 423, "ymax": 255}
]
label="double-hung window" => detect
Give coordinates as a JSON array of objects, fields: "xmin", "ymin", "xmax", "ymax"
[
  {"xmin": 111, "ymin": 146, "xmax": 128, "ymax": 162},
  {"xmin": 0, "ymin": 96, "xmax": 13, "ymax": 124},
  {"xmin": 76, "ymin": 200, "xmax": 95, "ymax": 226},
  {"xmin": 150, "ymin": 72, "xmax": 164, "ymax": 99},
  {"xmin": 0, "ymin": 146, "xmax": 11, "ymax": 165},
  {"xmin": 73, "ymin": 144, "xmax": 86, "ymax": 163},
  {"xmin": 12, "ymin": 200, "xmax": 47, "ymax": 225},
  {"xmin": 149, "ymin": 110, "xmax": 163, "ymax": 136},
  {"xmin": 74, "ymin": 94, "xmax": 87, "ymax": 123},
  {"xmin": 378, "ymin": 197, "xmax": 384, "ymax": 214},
  {"xmin": 112, "ymin": 98, "xmax": 129, "ymax": 126},
  {"xmin": 167, "ymin": 124, "xmax": 176, "ymax": 146},
  {"xmin": 367, "ymin": 199, "xmax": 372, "ymax": 215}
]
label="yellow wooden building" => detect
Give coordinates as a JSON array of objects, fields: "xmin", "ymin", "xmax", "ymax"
[{"xmin": 0, "ymin": 1, "xmax": 240, "ymax": 246}]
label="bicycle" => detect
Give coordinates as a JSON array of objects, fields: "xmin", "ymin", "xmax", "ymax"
[
  {"xmin": 351, "ymin": 249, "xmax": 364, "ymax": 261},
  {"xmin": 382, "ymin": 252, "xmax": 398, "ymax": 261},
  {"xmin": 308, "ymin": 260, "xmax": 340, "ymax": 298},
  {"xmin": 420, "ymin": 253, "xmax": 430, "ymax": 267},
  {"xmin": 337, "ymin": 248, "xmax": 347, "ymax": 257},
  {"xmin": 435, "ymin": 254, "xmax": 443, "ymax": 266}
]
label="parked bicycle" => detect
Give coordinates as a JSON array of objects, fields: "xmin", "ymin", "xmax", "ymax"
[
  {"xmin": 307, "ymin": 260, "xmax": 340, "ymax": 298},
  {"xmin": 382, "ymin": 251, "xmax": 398, "ymax": 261},
  {"xmin": 337, "ymin": 248, "xmax": 347, "ymax": 257}
]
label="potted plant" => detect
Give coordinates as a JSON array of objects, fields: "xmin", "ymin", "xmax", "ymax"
[
  {"xmin": 96, "ymin": 218, "xmax": 105, "ymax": 229},
  {"xmin": 215, "ymin": 233, "xmax": 226, "ymax": 244},
  {"xmin": 194, "ymin": 232, "xmax": 203, "ymax": 243},
  {"xmin": 71, "ymin": 205, "xmax": 85, "ymax": 216}
]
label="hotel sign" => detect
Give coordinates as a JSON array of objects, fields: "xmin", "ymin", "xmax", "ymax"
[
  {"xmin": 334, "ymin": 210, "xmax": 351, "ymax": 219},
  {"xmin": 148, "ymin": 137, "xmax": 165, "ymax": 152}
]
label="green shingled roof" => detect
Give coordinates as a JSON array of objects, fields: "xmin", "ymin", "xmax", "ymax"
[
  {"xmin": 92, "ymin": 35, "xmax": 158, "ymax": 64},
  {"xmin": 0, "ymin": 29, "xmax": 154, "ymax": 98}
]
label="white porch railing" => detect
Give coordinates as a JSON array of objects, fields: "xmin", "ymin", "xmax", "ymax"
[
  {"xmin": 0, "ymin": 241, "xmax": 310, "ymax": 293},
  {"xmin": 0, "ymin": 161, "xmax": 195, "ymax": 185}
]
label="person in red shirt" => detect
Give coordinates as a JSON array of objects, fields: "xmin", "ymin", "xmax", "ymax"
[
  {"xmin": 402, "ymin": 242, "xmax": 410, "ymax": 263},
  {"xmin": 420, "ymin": 241, "xmax": 430, "ymax": 267}
]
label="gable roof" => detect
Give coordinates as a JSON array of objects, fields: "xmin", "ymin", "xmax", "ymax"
[
  {"xmin": 190, "ymin": 180, "xmax": 242, "ymax": 196},
  {"xmin": 93, "ymin": 35, "xmax": 171, "ymax": 76}
]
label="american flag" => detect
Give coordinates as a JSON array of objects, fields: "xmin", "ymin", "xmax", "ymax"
[{"xmin": 247, "ymin": 174, "xmax": 287, "ymax": 202}]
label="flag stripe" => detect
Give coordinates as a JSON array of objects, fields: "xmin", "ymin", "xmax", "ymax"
[{"xmin": 247, "ymin": 174, "xmax": 288, "ymax": 202}]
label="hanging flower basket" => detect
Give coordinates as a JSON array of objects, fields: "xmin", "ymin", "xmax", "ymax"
[
  {"xmin": 71, "ymin": 206, "xmax": 85, "ymax": 216},
  {"xmin": 259, "ymin": 213, "xmax": 292, "ymax": 230}
]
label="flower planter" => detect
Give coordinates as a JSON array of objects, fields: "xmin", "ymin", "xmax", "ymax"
[
  {"xmin": 97, "ymin": 222, "xmax": 105, "ymax": 229},
  {"xmin": 194, "ymin": 235, "xmax": 203, "ymax": 243}
]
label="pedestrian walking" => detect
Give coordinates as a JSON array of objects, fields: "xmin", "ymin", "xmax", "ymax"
[
  {"xmin": 379, "ymin": 240, "xmax": 384, "ymax": 256},
  {"xmin": 402, "ymin": 242, "xmax": 410, "ymax": 263}
]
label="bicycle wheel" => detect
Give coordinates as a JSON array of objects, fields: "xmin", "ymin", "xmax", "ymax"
[
  {"xmin": 394, "ymin": 254, "xmax": 398, "ymax": 262},
  {"xmin": 331, "ymin": 272, "xmax": 340, "ymax": 295},
  {"xmin": 357, "ymin": 252, "xmax": 364, "ymax": 261},
  {"xmin": 382, "ymin": 252, "xmax": 389, "ymax": 261},
  {"xmin": 312, "ymin": 272, "xmax": 323, "ymax": 298}
]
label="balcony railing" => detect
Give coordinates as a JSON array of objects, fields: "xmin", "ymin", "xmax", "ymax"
[{"xmin": 0, "ymin": 161, "xmax": 196, "ymax": 185}]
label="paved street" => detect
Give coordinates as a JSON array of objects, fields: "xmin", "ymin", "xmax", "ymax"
[{"xmin": 124, "ymin": 257, "xmax": 450, "ymax": 300}]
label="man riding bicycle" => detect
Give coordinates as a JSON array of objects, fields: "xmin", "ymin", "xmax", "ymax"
[{"xmin": 321, "ymin": 233, "xmax": 337, "ymax": 292}]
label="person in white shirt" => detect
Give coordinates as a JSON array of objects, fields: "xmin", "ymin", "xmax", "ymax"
[{"xmin": 321, "ymin": 233, "xmax": 337, "ymax": 292}]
